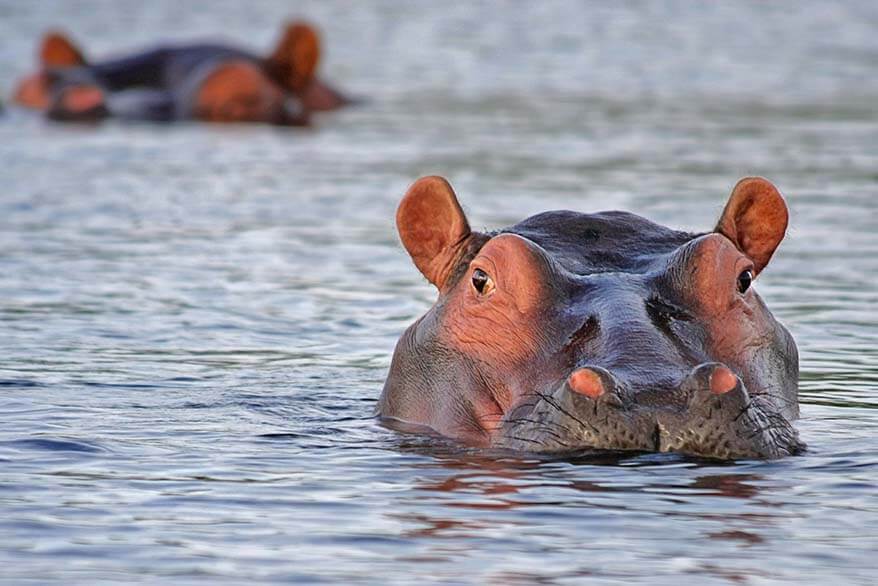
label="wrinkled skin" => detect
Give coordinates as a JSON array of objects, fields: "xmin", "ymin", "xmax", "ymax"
[{"xmin": 378, "ymin": 176, "xmax": 803, "ymax": 459}]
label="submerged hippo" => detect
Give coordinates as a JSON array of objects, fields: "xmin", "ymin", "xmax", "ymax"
[
  {"xmin": 378, "ymin": 177, "xmax": 802, "ymax": 459},
  {"xmin": 12, "ymin": 22, "xmax": 350, "ymax": 124}
]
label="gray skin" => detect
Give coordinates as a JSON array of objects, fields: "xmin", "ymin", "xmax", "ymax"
[{"xmin": 379, "ymin": 177, "xmax": 803, "ymax": 460}]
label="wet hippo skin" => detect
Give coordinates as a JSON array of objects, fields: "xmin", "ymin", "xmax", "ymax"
[
  {"xmin": 379, "ymin": 177, "xmax": 803, "ymax": 460},
  {"xmin": 12, "ymin": 22, "xmax": 351, "ymax": 125}
]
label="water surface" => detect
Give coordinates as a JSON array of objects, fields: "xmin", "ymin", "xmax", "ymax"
[{"xmin": 1, "ymin": 1, "xmax": 876, "ymax": 584}]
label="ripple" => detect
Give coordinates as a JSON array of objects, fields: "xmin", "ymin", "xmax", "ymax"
[{"xmin": 2, "ymin": 438, "xmax": 108, "ymax": 454}]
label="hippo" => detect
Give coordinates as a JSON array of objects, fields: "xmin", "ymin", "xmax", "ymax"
[
  {"xmin": 378, "ymin": 176, "xmax": 803, "ymax": 460},
  {"xmin": 11, "ymin": 22, "xmax": 350, "ymax": 124}
]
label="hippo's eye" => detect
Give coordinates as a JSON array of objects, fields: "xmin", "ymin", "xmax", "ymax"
[
  {"xmin": 471, "ymin": 268, "xmax": 495, "ymax": 296},
  {"xmin": 737, "ymin": 269, "xmax": 753, "ymax": 294}
]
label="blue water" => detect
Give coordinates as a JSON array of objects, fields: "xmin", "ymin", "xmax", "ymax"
[{"xmin": 1, "ymin": 1, "xmax": 876, "ymax": 584}]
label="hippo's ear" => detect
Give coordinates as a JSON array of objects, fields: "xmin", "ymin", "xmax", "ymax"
[
  {"xmin": 397, "ymin": 176, "xmax": 472, "ymax": 290},
  {"xmin": 40, "ymin": 31, "xmax": 86, "ymax": 67},
  {"xmin": 715, "ymin": 177, "xmax": 789, "ymax": 275},
  {"xmin": 267, "ymin": 21, "xmax": 320, "ymax": 92}
]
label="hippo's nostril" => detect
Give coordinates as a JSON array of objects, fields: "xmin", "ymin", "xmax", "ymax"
[
  {"xmin": 568, "ymin": 368, "xmax": 604, "ymax": 399},
  {"xmin": 684, "ymin": 362, "xmax": 739, "ymax": 395},
  {"xmin": 709, "ymin": 365, "xmax": 739, "ymax": 395},
  {"xmin": 567, "ymin": 366, "xmax": 626, "ymax": 408}
]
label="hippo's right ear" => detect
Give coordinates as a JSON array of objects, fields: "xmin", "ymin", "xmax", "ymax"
[
  {"xmin": 397, "ymin": 176, "xmax": 472, "ymax": 290},
  {"xmin": 267, "ymin": 22, "xmax": 320, "ymax": 92},
  {"xmin": 715, "ymin": 177, "xmax": 789, "ymax": 275}
]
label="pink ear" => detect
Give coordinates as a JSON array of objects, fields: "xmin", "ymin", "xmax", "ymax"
[
  {"xmin": 40, "ymin": 30, "xmax": 86, "ymax": 67},
  {"xmin": 396, "ymin": 176, "xmax": 472, "ymax": 290},
  {"xmin": 715, "ymin": 177, "xmax": 789, "ymax": 275},
  {"xmin": 266, "ymin": 21, "xmax": 321, "ymax": 92}
]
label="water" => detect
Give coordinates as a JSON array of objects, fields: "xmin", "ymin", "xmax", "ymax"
[{"xmin": 1, "ymin": 1, "xmax": 877, "ymax": 584}]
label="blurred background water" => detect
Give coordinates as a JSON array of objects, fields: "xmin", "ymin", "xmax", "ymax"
[{"xmin": 0, "ymin": 1, "xmax": 876, "ymax": 584}]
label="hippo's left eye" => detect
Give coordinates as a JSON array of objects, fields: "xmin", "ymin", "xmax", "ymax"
[
  {"xmin": 737, "ymin": 269, "xmax": 753, "ymax": 294},
  {"xmin": 471, "ymin": 268, "xmax": 495, "ymax": 296}
]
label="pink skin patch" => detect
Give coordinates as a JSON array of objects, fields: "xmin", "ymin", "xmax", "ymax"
[
  {"xmin": 568, "ymin": 368, "xmax": 605, "ymax": 399},
  {"xmin": 194, "ymin": 61, "xmax": 284, "ymax": 123},
  {"xmin": 710, "ymin": 365, "xmax": 738, "ymax": 395},
  {"xmin": 62, "ymin": 85, "xmax": 106, "ymax": 113},
  {"xmin": 13, "ymin": 73, "xmax": 50, "ymax": 109}
]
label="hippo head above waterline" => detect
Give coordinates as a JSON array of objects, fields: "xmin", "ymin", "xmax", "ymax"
[{"xmin": 378, "ymin": 176, "xmax": 803, "ymax": 459}]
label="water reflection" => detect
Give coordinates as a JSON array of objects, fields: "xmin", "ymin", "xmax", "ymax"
[
  {"xmin": 395, "ymin": 443, "xmax": 774, "ymax": 508},
  {"xmin": 689, "ymin": 473, "xmax": 762, "ymax": 499},
  {"xmin": 380, "ymin": 448, "xmax": 794, "ymax": 583}
]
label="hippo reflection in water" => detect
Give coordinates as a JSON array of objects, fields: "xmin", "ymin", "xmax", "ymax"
[
  {"xmin": 378, "ymin": 177, "xmax": 803, "ymax": 459},
  {"xmin": 12, "ymin": 22, "xmax": 350, "ymax": 125}
]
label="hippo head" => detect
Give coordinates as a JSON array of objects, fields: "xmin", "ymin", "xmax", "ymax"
[
  {"xmin": 13, "ymin": 30, "xmax": 87, "ymax": 110},
  {"xmin": 378, "ymin": 177, "xmax": 802, "ymax": 459}
]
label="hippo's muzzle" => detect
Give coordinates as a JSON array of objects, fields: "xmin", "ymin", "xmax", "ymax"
[{"xmin": 499, "ymin": 363, "xmax": 804, "ymax": 460}]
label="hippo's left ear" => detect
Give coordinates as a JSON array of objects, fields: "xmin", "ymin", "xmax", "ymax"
[
  {"xmin": 40, "ymin": 30, "xmax": 87, "ymax": 67},
  {"xmin": 715, "ymin": 177, "xmax": 789, "ymax": 275},
  {"xmin": 397, "ymin": 176, "xmax": 473, "ymax": 291}
]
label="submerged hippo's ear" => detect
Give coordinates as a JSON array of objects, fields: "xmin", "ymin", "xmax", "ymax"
[
  {"xmin": 267, "ymin": 21, "xmax": 321, "ymax": 92},
  {"xmin": 397, "ymin": 176, "xmax": 472, "ymax": 290},
  {"xmin": 40, "ymin": 30, "xmax": 87, "ymax": 67},
  {"xmin": 715, "ymin": 177, "xmax": 789, "ymax": 275}
]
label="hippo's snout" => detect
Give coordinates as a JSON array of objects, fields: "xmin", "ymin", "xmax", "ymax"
[
  {"xmin": 671, "ymin": 364, "xmax": 804, "ymax": 459},
  {"xmin": 500, "ymin": 362, "xmax": 803, "ymax": 460}
]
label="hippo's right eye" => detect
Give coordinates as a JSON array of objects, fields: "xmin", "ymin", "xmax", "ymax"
[
  {"xmin": 471, "ymin": 268, "xmax": 495, "ymax": 296},
  {"xmin": 737, "ymin": 269, "xmax": 753, "ymax": 294}
]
